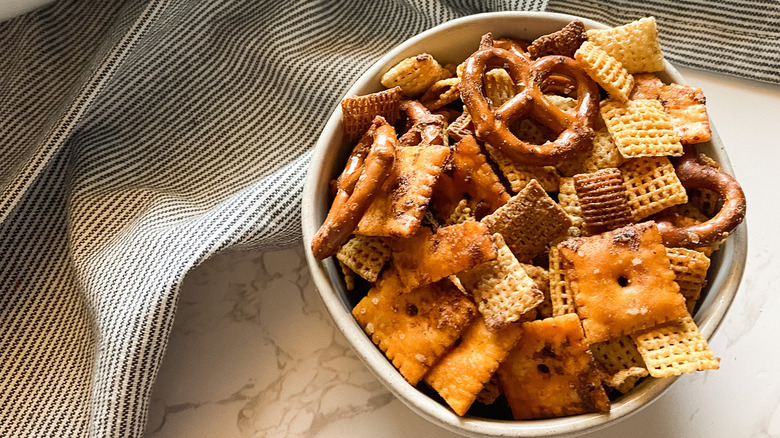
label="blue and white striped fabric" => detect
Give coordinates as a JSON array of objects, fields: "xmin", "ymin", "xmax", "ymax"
[{"xmin": 1, "ymin": 0, "xmax": 777, "ymax": 436}]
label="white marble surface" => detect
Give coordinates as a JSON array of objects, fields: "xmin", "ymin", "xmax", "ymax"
[{"xmin": 144, "ymin": 67, "xmax": 780, "ymax": 438}]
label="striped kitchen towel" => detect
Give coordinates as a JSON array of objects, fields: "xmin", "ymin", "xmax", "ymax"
[{"xmin": 0, "ymin": 0, "xmax": 777, "ymax": 436}]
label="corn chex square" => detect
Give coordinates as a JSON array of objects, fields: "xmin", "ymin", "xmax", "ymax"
[
  {"xmin": 575, "ymin": 41, "xmax": 634, "ymax": 102},
  {"xmin": 420, "ymin": 77, "xmax": 461, "ymax": 110},
  {"xmin": 557, "ymin": 128, "xmax": 625, "ymax": 177},
  {"xmin": 666, "ymin": 247, "xmax": 711, "ymax": 313},
  {"xmin": 520, "ymin": 263, "xmax": 552, "ymax": 318},
  {"xmin": 621, "ymin": 156, "xmax": 688, "ymax": 221},
  {"xmin": 353, "ymin": 268, "xmax": 477, "ymax": 385},
  {"xmin": 497, "ymin": 314, "xmax": 610, "ymax": 420},
  {"xmin": 557, "ymin": 177, "xmax": 583, "ymax": 237},
  {"xmin": 485, "ymin": 144, "xmax": 561, "ymax": 193},
  {"xmin": 336, "ymin": 235, "xmax": 392, "ymax": 283},
  {"xmin": 601, "ymin": 99, "xmax": 683, "ymax": 158},
  {"xmin": 381, "ymin": 53, "xmax": 445, "ymax": 96},
  {"xmin": 457, "ymin": 234, "xmax": 543, "ymax": 331},
  {"xmin": 585, "ymin": 17, "xmax": 665, "ymax": 73},
  {"xmin": 590, "ymin": 336, "xmax": 648, "ymax": 393},
  {"xmin": 548, "ymin": 245, "xmax": 577, "ymax": 316},
  {"xmin": 424, "ymin": 316, "xmax": 523, "ymax": 416},
  {"xmin": 631, "ymin": 315, "xmax": 719, "ymax": 378}
]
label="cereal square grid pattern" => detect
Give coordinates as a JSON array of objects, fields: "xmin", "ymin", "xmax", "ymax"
[
  {"xmin": 573, "ymin": 168, "xmax": 633, "ymax": 235},
  {"xmin": 519, "ymin": 263, "xmax": 552, "ymax": 318},
  {"xmin": 575, "ymin": 41, "xmax": 634, "ymax": 102},
  {"xmin": 558, "ymin": 222, "xmax": 689, "ymax": 343},
  {"xmin": 381, "ymin": 53, "xmax": 444, "ymax": 96},
  {"xmin": 485, "ymin": 144, "xmax": 561, "ymax": 193},
  {"xmin": 585, "ymin": 17, "xmax": 665, "ymax": 74},
  {"xmin": 484, "ymin": 68, "xmax": 515, "ymax": 107},
  {"xmin": 631, "ymin": 315, "xmax": 720, "ymax": 378},
  {"xmin": 557, "ymin": 128, "xmax": 625, "ymax": 177},
  {"xmin": 590, "ymin": 336, "xmax": 648, "ymax": 394},
  {"xmin": 352, "ymin": 268, "xmax": 476, "ymax": 385},
  {"xmin": 481, "ymin": 179, "xmax": 571, "ymax": 263},
  {"xmin": 457, "ymin": 234, "xmax": 543, "ymax": 331},
  {"xmin": 341, "ymin": 87, "xmax": 402, "ymax": 142},
  {"xmin": 424, "ymin": 317, "xmax": 522, "ymax": 416},
  {"xmin": 601, "ymin": 99, "xmax": 683, "ymax": 158},
  {"xmin": 666, "ymin": 247, "xmax": 711, "ymax": 313},
  {"xmin": 420, "ymin": 77, "xmax": 460, "ymax": 110},
  {"xmin": 548, "ymin": 245, "xmax": 577, "ymax": 316},
  {"xmin": 557, "ymin": 177, "xmax": 583, "ymax": 238},
  {"xmin": 336, "ymin": 234, "xmax": 392, "ymax": 283},
  {"xmin": 621, "ymin": 156, "xmax": 688, "ymax": 221},
  {"xmin": 497, "ymin": 314, "xmax": 610, "ymax": 420}
]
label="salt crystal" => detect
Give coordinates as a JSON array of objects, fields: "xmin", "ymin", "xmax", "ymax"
[
  {"xmin": 415, "ymin": 354, "xmax": 427, "ymax": 363},
  {"xmin": 366, "ymin": 323, "xmax": 374, "ymax": 334},
  {"xmin": 371, "ymin": 297, "xmax": 379, "ymax": 305},
  {"xmin": 632, "ymin": 258, "xmax": 642, "ymax": 266}
]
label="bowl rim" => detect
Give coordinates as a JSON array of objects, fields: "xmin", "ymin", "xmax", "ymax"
[{"xmin": 302, "ymin": 11, "xmax": 747, "ymax": 437}]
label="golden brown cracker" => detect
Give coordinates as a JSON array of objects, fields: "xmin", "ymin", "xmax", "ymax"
[
  {"xmin": 575, "ymin": 41, "xmax": 634, "ymax": 102},
  {"xmin": 586, "ymin": 17, "xmax": 665, "ymax": 73},
  {"xmin": 353, "ymin": 268, "xmax": 477, "ymax": 384},
  {"xmin": 666, "ymin": 247, "xmax": 711, "ymax": 313},
  {"xmin": 498, "ymin": 314, "xmax": 610, "ymax": 420},
  {"xmin": 357, "ymin": 144, "xmax": 450, "ymax": 237},
  {"xmin": 420, "ymin": 77, "xmax": 461, "ymax": 110},
  {"xmin": 381, "ymin": 53, "xmax": 445, "ymax": 96},
  {"xmin": 590, "ymin": 336, "xmax": 648, "ymax": 393},
  {"xmin": 548, "ymin": 245, "xmax": 577, "ymax": 316},
  {"xmin": 520, "ymin": 263, "xmax": 552, "ymax": 318},
  {"xmin": 485, "ymin": 143, "xmax": 560, "ymax": 193},
  {"xmin": 658, "ymin": 83, "xmax": 711, "ymax": 144},
  {"xmin": 557, "ymin": 177, "xmax": 584, "ymax": 238},
  {"xmin": 424, "ymin": 316, "xmax": 523, "ymax": 416},
  {"xmin": 484, "ymin": 68, "xmax": 515, "ymax": 107},
  {"xmin": 392, "ymin": 220, "xmax": 498, "ymax": 292},
  {"xmin": 573, "ymin": 168, "xmax": 633, "ymax": 235},
  {"xmin": 341, "ymin": 87, "xmax": 403, "ymax": 143},
  {"xmin": 336, "ymin": 234, "xmax": 393, "ymax": 283},
  {"xmin": 558, "ymin": 222, "xmax": 689, "ymax": 343},
  {"xmin": 557, "ymin": 128, "xmax": 625, "ymax": 177}
]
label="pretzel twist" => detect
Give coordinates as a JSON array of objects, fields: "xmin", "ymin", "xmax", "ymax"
[
  {"xmin": 311, "ymin": 117, "xmax": 396, "ymax": 259},
  {"xmin": 460, "ymin": 46, "xmax": 599, "ymax": 166},
  {"xmin": 656, "ymin": 146, "xmax": 746, "ymax": 248}
]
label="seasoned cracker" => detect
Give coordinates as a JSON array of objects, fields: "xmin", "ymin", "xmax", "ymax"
[
  {"xmin": 338, "ymin": 260, "xmax": 356, "ymax": 291},
  {"xmin": 575, "ymin": 41, "xmax": 634, "ymax": 102},
  {"xmin": 484, "ymin": 68, "xmax": 515, "ymax": 107},
  {"xmin": 431, "ymin": 136, "xmax": 510, "ymax": 219},
  {"xmin": 621, "ymin": 156, "xmax": 688, "ymax": 221},
  {"xmin": 557, "ymin": 177, "xmax": 583, "ymax": 238},
  {"xmin": 393, "ymin": 220, "xmax": 498, "ymax": 292},
  {"xmin": 629, "ymin": 73, "xmax": 663, "ymax": 100},
  {"xmin": 601, "ymin": 98, "xmax": 683, "ymax": 158},
  {"xmin": 527, "ymin": 20, "xmax": 587, "ymax": 59},
  {"xmin": 498, "ymin": 314, "xmax": 610, "ymax": 419},
  {"xmin": 667, "ymin": 247, "xmax": 711, "ymax": 313},
  {"xmin": 590, "ymin": 336, "xmax": 648, "ymax": 393},
  {"xmin": 485, "ymin": 144, "xmax": 560, "ymax": 193},
  {"xmin": 353, "ymin": 268, "xmax": 477, "ymax": 384},
  {"xmin": 548, "ymin": 245, "xmax": 577, "ymax": 316},
  {"xmin": 424, "ymin": 316, "xmax": 523, "ymax": 416},
  {"xmin": 545, "ymin": 95, "xmax": 578, "ymax": 117},
  {"xmin": 420, "ymin": 77, "xmax": 461, "ymax": 111},
  {"xmin": 558, "ymin": 222, "xmax": 688, "ymax": 343},
  {"xmin": 458, "ymin": 234, "xmax": 544, "ymax": 331},
  {"xmin": 481, "ymin": 180, "xmax": 572, "ymax": 262},
  {"xmin": 475, "ymin": 374, "xmax": 502, "ymax": 405},
  {"xmin": 381, "ymin": 53, "xmax": 445, "ymax": 96},
  {"xmin": 341, "ymin": 87, "xmax": 403, "ymax": 142},
  {"xmin": 573, "ymin": 168, "xmax": 632, "ymax": 235},
  {"xmin": 336, "ymin": 234, "xmax": 392, "ymax": 282},
  {"xmin": 586, "ymin": 17, "xmax": 665, "ymax": 73},
  {"xmin": 357, "ymin": 144, "xmax": 450, "ymax": 237},
  {"xmin": 658, "ymin": 83, "xmax": 711, "ymax": 144},
  {"xmin": 631, "ymin": 315, "xmax": 719, "ymax": 378}
]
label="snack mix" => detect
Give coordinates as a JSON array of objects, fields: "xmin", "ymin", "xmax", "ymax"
[{"xmin": 311, "ymin": 17, "xmax": 746, "ymax": 420}]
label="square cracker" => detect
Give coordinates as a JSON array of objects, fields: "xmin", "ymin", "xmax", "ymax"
[
  {"xmin": 558, "ymin": 222, "xmax": 688, "ymax": 343},
  {"xmin": 590, "ymin": 335, "xmax": 648, "ymax": 393},
  {"xmin": 601, "ymin": 98, "xmax": 683, "ymax": 158},
  {"xmin": 497, "ymin": 314, "xmax": 610, "ymax": 420},
  {"xmin": 353, "ymin": 267, "xmax": 477, "ymax": 385},
  {"xmin": 548, "ymin": 245, "xmax": 577, "ymax": 316},
  {"xmin": 341, "ymin": 87, "xmax": 403, "ymax": 142},
  {"xmin": 481, "ymin": 179, "xmax": 572, "ymax": 262},
  {"xmin": 573, "ymin": 168, "xmax": 633, "ymax": 235},
  {"xmin": 381, "ymin": 53, "xmax": 445, "ymax": 96},
  {"xmin": 424, "ymin": 316, "xmax": 523, "ymax": 416},
  {"xmin": 585, "ymin": 17, "xmax": 665, "ymax": 73},
  {"xmin": 457, "ymin": 234, "xmax": 543, "ymax": 331},
  {"xmin": 575, "ymin": 41, "xmax": 634, "ymax": 102},
  {"xmin": 392, "ymin": 220, "xmax": 497, "ymax": 292},
  {"xmin": 519, "ymin": 263, "xmax": 552, "ymax": 318},
  {"xmin": 666, "ymin": 247, "xmax": 711, "ymax": 313},
  {"xmin": 658, "ymin": 83, "xmax": 711, "ymax": 144},
  {"xmin": 485, "ymin": 144, "xmax": 560, "ymax": 193},
  {"xmin": 557, "ymin": 128, "xmax": 625, "ymax": 177},
  {"xmin": 336, "ymin": 234, "xmax": 392, "ymax": 283},
  {"xmin": 631, "ymin": 315, "xmax": 719, "ymax": 378},
  {"xmin": 621, "ymin": 156, "xmax": 688, "ymax": 221},
  {"xmin": 357, "ymin": 144, "xmax": 450, "ymax": 238},
  {"xmin": 557, "ymin": 177, "xmax": 584, "ymax": 238}
]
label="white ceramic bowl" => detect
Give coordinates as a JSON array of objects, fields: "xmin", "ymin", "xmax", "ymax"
[{"xmin": 302, "ymin": 11, "xmax": 747, "ymax": 437}]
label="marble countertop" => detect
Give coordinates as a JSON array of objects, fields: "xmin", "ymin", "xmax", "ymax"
[{"xmin": 144, "ymin": 67, "xmax": 780, "ymax": 438}]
